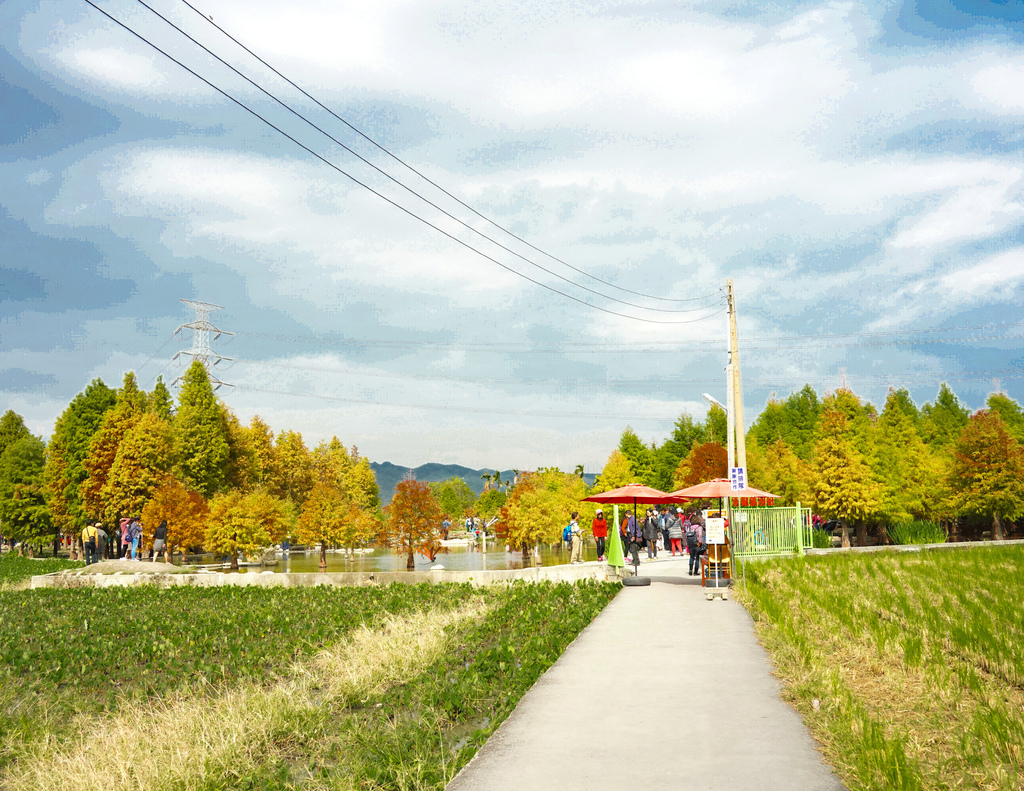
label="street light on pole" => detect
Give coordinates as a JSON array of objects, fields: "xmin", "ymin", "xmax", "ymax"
[{"xmin": 702, "ymin": 391, "xmax": 734, "ymax": 473}]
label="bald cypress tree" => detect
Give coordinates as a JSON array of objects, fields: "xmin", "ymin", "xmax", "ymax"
[
  {"xmin": 949, "ymin": 410, "xmax": 1024, "ymax": 540},
  {"xmin": 45, "ymin": 379, "xmax": 116, "ymax": 534},
  {"xmin": 174, "ymin": 361, "xmax": 229, "ymax": 497},
  {"xmin": 814, "ymin": 406, "xmax": 881, "ymax": 547},
  {"xmin": 81, "ymin": 373, "xmax": 145, "ymax": 523}
]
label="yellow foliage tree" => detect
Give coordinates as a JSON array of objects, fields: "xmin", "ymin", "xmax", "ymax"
[
  {"xmin": 206, "ymin": 490, "xmax": 292, "ymax": 569},
  {"xmin": 499, "ymin": 469, "xmax": 589, "ymax": 558},
  {"xmin": 105, "ymin": 412, "xmax": 174, "ymax": 525},
  {"xmin": 297, "ymin": 483, "xmax": 370, "ymax": 569}
]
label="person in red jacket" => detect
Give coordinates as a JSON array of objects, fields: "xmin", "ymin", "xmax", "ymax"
[{"xmin": 591, "ymin": 508, "xmax": 608, "ymax": 561}]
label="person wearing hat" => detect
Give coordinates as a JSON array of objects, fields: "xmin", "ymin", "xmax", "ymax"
[{"xmin": 591, "ymin": 508, "xmax": 608, "ymax": 561}]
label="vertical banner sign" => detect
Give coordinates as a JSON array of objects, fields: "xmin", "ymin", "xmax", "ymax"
[
  {"xmin": 730, "ymin": 466, "xmax": 746, "ymax": 490},
  {"xmin": 705, "ymin": 517, "xmax": 726, "ymax": 545}
]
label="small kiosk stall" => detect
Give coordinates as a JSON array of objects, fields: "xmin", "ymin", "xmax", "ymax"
[
  {"xmin": 701, "ymin": 511, "xmax": 730, "ymax": 596},
  {"xmin": 667, "ymin": 478, "xmax": 778, "ymax": 599}
]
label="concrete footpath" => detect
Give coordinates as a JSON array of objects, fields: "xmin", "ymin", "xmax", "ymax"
[{"xmin": 446, "ymin": 555, "xmax": 846, "ymax": 791}]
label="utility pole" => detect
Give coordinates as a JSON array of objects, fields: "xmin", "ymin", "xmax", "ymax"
[
  {"xmin": 174, "ymin": 299, "xmax": 234, "ymax": 390},
  {"xmin": 726, "ymin": 279, "xmax": 747, "ymax": 481}
]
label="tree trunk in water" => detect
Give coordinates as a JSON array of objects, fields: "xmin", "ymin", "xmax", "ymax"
[
  {"xmin": 406, "ymin": 542, "xmax": 415, "ymax": 570},
  {"xmin": 320, "ymin": 541, "xmax": 327, "ymax": 570},
  {"xmin": 878, "ymin": 523, "xmax": 889, "ymax": 545},
  {"xmin": 230, "ymin": 549, "xmax": 239, "ymax": 571},
  {"xmin": 994, "ymin": 512, "xmax": 1005, "ymax": 541},
  {"xmin": 855, "ymin": 520, "xmax": 867, "ymax": 547},
  {"xmin": 840, "ymin": 521, "xmax": 851, "ymax": 548}
]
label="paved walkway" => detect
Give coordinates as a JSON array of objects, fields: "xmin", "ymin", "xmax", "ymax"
[{"xmin": 447, "ymin": 555, "xmax": 846, "ymax": 791}]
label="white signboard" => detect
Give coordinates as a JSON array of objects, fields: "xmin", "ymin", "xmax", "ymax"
[
  {"xmin": 730, "ymin": 466, "xmax": 747, "ymax": 490},
  {"xmin": 705, "ymin": 517, "xmax": 726, "ymax": 545}
]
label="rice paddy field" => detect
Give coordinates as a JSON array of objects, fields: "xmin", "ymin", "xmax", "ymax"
[
  {"xmin": 739, "ymin": 545, "xmax": 1024, "ymax": 791},
  {"xmin": 0, "ymin": 565, "xmax": 618, "ymax": 791}
]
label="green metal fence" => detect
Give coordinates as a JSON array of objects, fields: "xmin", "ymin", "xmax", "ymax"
[{"xmin": 731, "ymin": 503, "xmax": 813, "ymax": 558}]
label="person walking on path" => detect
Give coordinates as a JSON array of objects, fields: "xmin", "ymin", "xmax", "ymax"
[
  {"xmin": 128, "ymin": 517, "xmax": 142, "ymax": 561},
  {"xmin": 625, "ymin": 512, "xmax": 643, "ymax": 566},
  {"xmin": 659, "ymin": 506, "xmax": 671, "ymax": 555},
  {"xmin": 569, "ymin": 512, "xmax": 584, "ymax": 564},
  {"xmin": 667, "ymin": 509, "xmax": 684, "ymax": 556},
  {"xmin": 119, "ymin": 518, "xmax": 130, "ymax": 559},
  {"xmin": 591, "ymin": 509, "xmax": 608, "ymax": 561},
  {"xmin": 80, "ymin": 523, "xmax": 98, "ymax": 565},
  {"xmin": 643, "ymin": 508, "xmax": 660, "ymax": 560},
  {"xmin": 685, "ymin": 510, "xmax": 705, "ymax": 576},
  {"xmin": 152, "ymin": 519, "xmax": 168, "ymax": 562},
  {"xmin": 94, "ymin": 523, "xmax": 108, "ymax": 561}
]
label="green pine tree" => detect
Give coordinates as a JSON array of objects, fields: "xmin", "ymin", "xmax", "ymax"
[
  {"xmin": 149, "ymin": 376, "xmax": 174, "ymax": 420},
  {"xmin": 921, "ymin": 382, "xmax": 970, "ymax": 448},
  {"xmin": 618, "ymin": 427, "xmax": 655, "ymax": 485},
  {"xmin": 814, "ymin": 407, "xmax": 882, "ymax": 547},
  {"xmin": 0, "ymin": 410, "xmax": 30, "ymax": 458},
  {"xmin": 874, "ymin": 389, "xmax": 944, "ymax": 527},
  {"xmin": 44, "ymin": 379, "xmax": 117, "ymax": 531},
  {"xmin": 0, "ymin": 434, "xmax": 52, "ymax": 551},
  {"xmin": 173, "ymin": 361, "xmax": 230, "ymax": 497}
]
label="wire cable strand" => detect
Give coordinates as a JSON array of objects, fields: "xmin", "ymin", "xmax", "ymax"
[
  {"xmin": 83, "ymin": 0, "xmax": 726, "ymax": 326},
  {"xmin": 177, "ymin": 0, "xmax": 719, "ymax": 305},
  {"xmin": 133, "ymin": 0, "xmax": 718, "ymax": 315}
]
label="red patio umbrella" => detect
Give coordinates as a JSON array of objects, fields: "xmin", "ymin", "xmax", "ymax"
[
  {"xmin": 582, "ymin": 483, "xmax": 675, "ymax": 571},
  {"xmin": 582, "ymin": 482, "xmax": 676, "ymax": 505},
  {"xmin": 668, "ymin": 478, "xmax": 778, "ymax": 504}
]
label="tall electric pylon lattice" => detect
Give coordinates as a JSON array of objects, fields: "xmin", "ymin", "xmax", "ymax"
[{"xmin": 174, "ymin": 299, "xmax": 234, "ymax": 390}]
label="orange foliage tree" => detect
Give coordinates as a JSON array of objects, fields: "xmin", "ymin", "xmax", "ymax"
[
  {"xmin": 383, "ymin": 479, "xmax": 444, "ymax": 569},
  {"xmin": 672, "ymin": 442, "xmax": 728, "ymax": 489},
  {"xmin": 141, "ymin": 476, "xmax": 209, "ymax": 559}
]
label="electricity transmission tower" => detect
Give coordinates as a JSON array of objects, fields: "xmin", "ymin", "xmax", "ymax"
[{"xmin": 174, "ymin": 299, "xmax": 234, "ymax": 390}]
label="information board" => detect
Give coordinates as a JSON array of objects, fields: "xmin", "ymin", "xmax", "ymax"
[{"xmin": 705, "ymin": 517, "xmax": 726, "ymax": 545}]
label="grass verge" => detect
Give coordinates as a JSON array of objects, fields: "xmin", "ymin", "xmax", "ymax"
[
  {"xmin": 737, "ymin": 546, "xmax": 1024, "ymax": 791},
  {"xmin": 0, "ymin": 580, "xmax": 617, "ymax": 790}
]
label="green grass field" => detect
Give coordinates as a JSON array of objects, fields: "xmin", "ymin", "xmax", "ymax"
[
  {"xmin": 0, "ymin": 579, "xmax": 618, "ymax": 790},
  {"xmin": 739, "ymin": 546, "xmax": 1024, "ymax": 791}
]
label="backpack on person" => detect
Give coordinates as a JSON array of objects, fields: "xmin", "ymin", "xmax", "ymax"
[
  {"xmin": 563, "ymin": 524, "xmax": 572, "ymax": 545},
  {"xmin": 685, "ymin": 521, "xmax": 699, "ymax": 547}
]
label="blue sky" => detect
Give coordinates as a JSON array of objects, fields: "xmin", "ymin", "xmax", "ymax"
[{"xmin": 2, "ymin": 0, "xmax": 1023, "ymax": 471}]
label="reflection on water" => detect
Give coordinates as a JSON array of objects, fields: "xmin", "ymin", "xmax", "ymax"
[{"xmin": 220, "ymin": 540, "xmax": 594, "ymax": 574}]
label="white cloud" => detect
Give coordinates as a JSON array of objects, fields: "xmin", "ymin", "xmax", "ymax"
[
  {"xmin": 938, "ymin": 249, "xmax": 1024, "ymax": 298},
  {"xmin": 972, "ymin": 61, "xmax": 1024, "ymax": 114}
]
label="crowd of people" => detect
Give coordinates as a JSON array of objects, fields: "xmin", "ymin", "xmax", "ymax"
[
  {"xmin": 577, "ymin": 506, "xmax": 708, "ymax": 575},
  {"xmin": 76, "ymin": 517, "xmax": 167, "ymax": 565}
]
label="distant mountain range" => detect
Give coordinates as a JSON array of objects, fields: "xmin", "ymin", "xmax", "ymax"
[{"xmin": 370, "ymin": 462, "xmax": 597, "ymax": 504}]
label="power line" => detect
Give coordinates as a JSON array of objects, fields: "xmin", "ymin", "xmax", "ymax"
[
  {"xmin": 84, "ymin": 0, "xmax": 725, "ymax": 325},
  {"xmin": 233, "ymin": 385, "xmax": 681, "ymax": 422},
  {"xmin": 176, "ymin": 0, "xmax": 719, "ymax": 306},
  {"xmin": 131, "ymin": 0, "xmax": 718, "ymax": 315},
  {"xmin": 230, "ymin": 356, "xmax": 1024, "ymax": 391},
  {"xmin": 231, "ymin": 323, "xmax": 1024, "ymax": 353}
]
